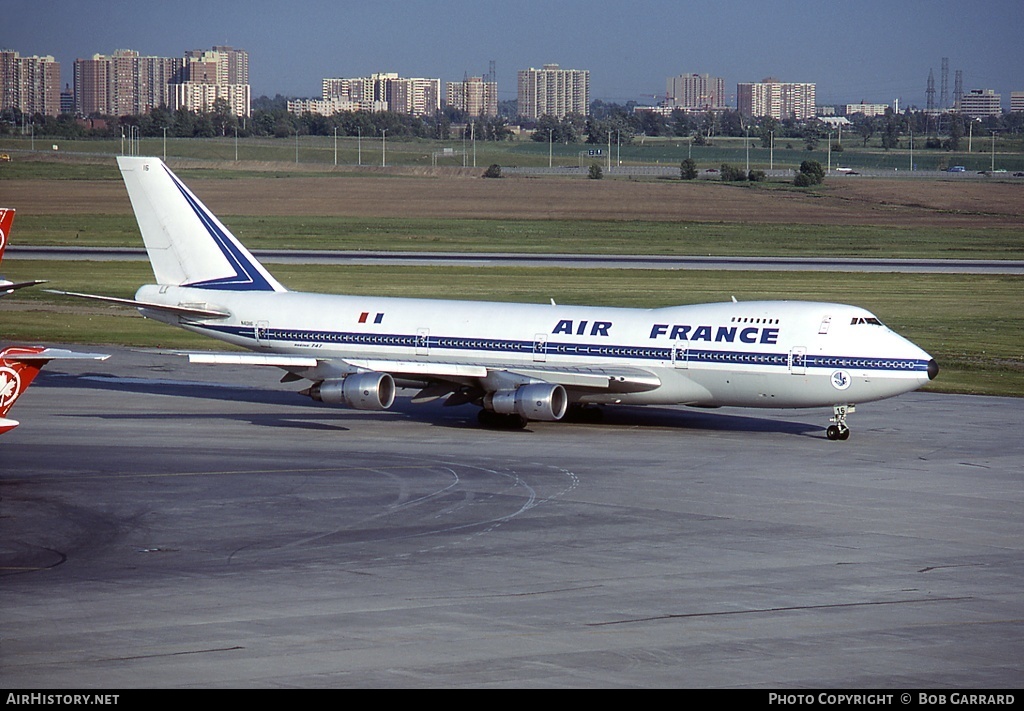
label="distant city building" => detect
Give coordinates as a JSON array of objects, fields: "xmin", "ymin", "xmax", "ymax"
[
  {"xmin": 1009, "ymin": 91, "xmax": 1023, "ymax": 114},
  {"xmin": 845, "ymin": 102, "xmax": 890, "ymax": 117},
  {"xmin": 172, "ymin": 46, "xmax": 250, "ymax": 116},
  {"xmin": 665, "ymin": 73, "xmax": 725, "ymax": 111},
  {"xmin": 446, "ymin": 75, "xmax": 498, "ymax": 117},
  {"xmin": 313, "ymin": 73, "xmax": 439, "ymax": 116},
  {"xmin": 0, "ymin": 50, "xmax": 62, "ymax": 116},
  {"xmin": 957, "ymin": 88, "xmax": 1002, "ymax": 118},
  {"xmin": 737, "ymin": 78, "xmax": 816, "ymax": 121},
  {"xmin": 74, "ymin": 49, "xmax": 183, "ymax": 116},
  {"xmin": 517, "ymin": 64, "xmax": 590, "ymax": 119},
  {"xmin": 387, "ymin": 75, "xmax": 441, "ymax": 116}
]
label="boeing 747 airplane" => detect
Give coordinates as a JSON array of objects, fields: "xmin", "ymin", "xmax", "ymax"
[
  {"xmin": 0, "ymin": 208, "xmax": 47, "ymax": 296},
  {"xmin": 52, "ymin": 157, "xmax": 938, "ymax": 439}
]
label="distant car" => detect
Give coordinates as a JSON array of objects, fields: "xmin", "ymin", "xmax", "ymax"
[
  {"xmin": 992, "ymin": 169, "xmax": 1007, "ymax": 173},
  {"xmin": 703, "ymin": 168, "xmax": 718, "ymax": 173},
  {"xmin": 0, "ymin": 154, "xmax": 10, "ymax": 162},
  {"xmin": 1013, "ymin": 172, "xmax": 1024, "ymax": 178},
  {"xmin": 946, "ymin": 166, "xmax": 965, "ymax": 172}
]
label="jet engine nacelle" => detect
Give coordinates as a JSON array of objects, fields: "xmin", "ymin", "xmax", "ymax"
[
  {"xmin": 486, "ymin": 383, "xmax": 568, "ymax": 422},
  {"xmin": 307, "ymin": 372, "xmax": 396, "ymax": 411}
]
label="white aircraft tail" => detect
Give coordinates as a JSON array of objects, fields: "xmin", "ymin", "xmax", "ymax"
[{"xmin": 117, "ymin": 156, "xmax": 285, "ymax": 293}]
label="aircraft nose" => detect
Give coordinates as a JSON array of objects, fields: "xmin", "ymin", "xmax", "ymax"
[{"xmin": 928, "ymin": 358, "xmax": 939, "ymax": 381}]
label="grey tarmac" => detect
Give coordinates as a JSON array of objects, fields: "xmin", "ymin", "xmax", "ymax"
[{"xmin": 1, "ymin": 347, "xmax": 1021, "ymax": 688}]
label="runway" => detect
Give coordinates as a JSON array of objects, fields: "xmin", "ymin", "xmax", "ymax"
[
  {"xmin": 2, "ymin": 347, "xmax": 1022, "ymax": 688},
  {"xmin": 9, "ymin": 246, "xmax": 1024, "ymax": 274}
]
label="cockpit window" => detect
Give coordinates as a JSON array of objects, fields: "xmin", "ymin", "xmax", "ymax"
[{"xmin": 850, "ymin": 317, "xmax": 884, "ymax": 326}]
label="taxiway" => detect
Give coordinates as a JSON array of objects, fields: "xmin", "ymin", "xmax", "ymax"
[{"xmin": 1, "ymin": 347, "xmax": 1021, "ymax": 688}]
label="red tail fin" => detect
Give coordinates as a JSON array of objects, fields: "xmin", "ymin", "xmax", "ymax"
[
  {"xmin": 0, "ymin": 208, "xmax": 14, "ymax": 264},
  {"xmin": 0, "ymin": 346, "xmax": 46, "ymax": 431}
]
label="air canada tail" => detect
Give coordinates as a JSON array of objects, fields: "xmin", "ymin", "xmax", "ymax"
[
  {"xmin": 117, "ymin": 156, "xmax": 286, "ymax": 293},
  {"xmin": 0, "ymin": 346, "xmax": 110, "ymax": 435},
  {"xmin": 0, "ymin": 347, "xmax": 46, "ymax": 430},
  {"xmin": 0, "ymin": 208, "xmax": 14, "ymax": 263}
]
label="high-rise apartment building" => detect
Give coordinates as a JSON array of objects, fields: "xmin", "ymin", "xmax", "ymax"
[
  {"xmin": 0, "ymin": 50, "xmax": 62, "ymax": 116},
  {"xmin": 314, "ymin": 73, "xmax": 439, "ymax": 116},
  {"xmin": 665, "ymin": 73, "xmax": 725, "ymax": 111},
  {"xmin": 737, "ymin": 78, "xmax": 816, "ymax": 120},
  {"xmin": 845, "ymin": 102, "xmax": 890, "ymax": 117},
  {"xmin": 517, "ymin": 64, "xmax": 590, "ymax": 119},
  {"xmin": 957, "ymin": 89, "xmax": 1002, "ymax": 118},
  {"xmin": 1011, "ymin": 92, "xmax": 1024, "ymax": 114},
  {"xmin": 446, "ymin": 75, "xmax": 498, "ymax": 117},
  {"xmin": 173, "ymin": 46, "xmax": 250, "ymax": 116},
  {"xmin": 74, "ymin": 50, "xmax": 183, "ymax": 116},
  {"xmin": 387, "ymin": 76, "xmax": 441, "ymax": 116}
]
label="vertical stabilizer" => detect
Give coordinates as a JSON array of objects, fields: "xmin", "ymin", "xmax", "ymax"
[
  {"xmin": 117, "ymin": 157, "xmax": 285, "ymax": 292},
  {"xmin": 0, "ymin": 208, "xmax": 14, "ymax": 264},
  {"xmin": 0, "ymin": 346, "xmax": 45, "ymax": 433}
]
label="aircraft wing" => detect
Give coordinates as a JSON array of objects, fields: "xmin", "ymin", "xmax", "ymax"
[{"xmin": 184, "ymin": 352, "xmax": 662, "ymax": 394}]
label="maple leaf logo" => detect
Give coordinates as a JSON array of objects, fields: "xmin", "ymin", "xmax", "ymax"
[{"xmin": 0, "ymin": 367, "xmax": 22, "ymax": 410}]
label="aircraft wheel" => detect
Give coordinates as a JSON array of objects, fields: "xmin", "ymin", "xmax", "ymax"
[
  {"xmin": 477, "ymin": 409, "xmax": 528, "ymax": 430},
  {"xmin": 838, "ymin": 428, "xmax": 851, "ymax": 440},
  {"xmin": 826, "ymin": 425, "xmax": 841, "ymax": 440}
]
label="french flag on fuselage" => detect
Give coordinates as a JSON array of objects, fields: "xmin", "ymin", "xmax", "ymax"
[{"xmin": 358, "ymin": 312, "xmax": 385, "ymax": 324}]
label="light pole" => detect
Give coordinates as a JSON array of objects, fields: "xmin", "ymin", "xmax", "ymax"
[
  {"xmin": 381, "ymin": 128, "xmax": 387, "ymax": 167},
  {"xmin": 991, "ymin": 131, "xmax": 997, "ymax": 172},
  {"xmin": 163, "ymin": 126, "xmax": 167, "ymax": 161},
  {"xmin": 333, "ymin": 126, "xmax": 337, "ymax": 166},
  {"xmin": 548, "ymin": 128, "xmax": 553, "ymax": 168},
  {"xmin": 745, "ymin": 124, "xmax": 750, "ymax": 174},
  {"xmin": 234, "ymin": 124, "xmax": 238, "ymax": 162},
  {"xmin": 769, "ymin": 130, "xmax": 774, "ymax": 171}
]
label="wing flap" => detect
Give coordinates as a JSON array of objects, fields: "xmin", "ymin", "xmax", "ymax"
[{"xmin": 187, "ymin": 353, "xmax": 320, "ymax": 367}]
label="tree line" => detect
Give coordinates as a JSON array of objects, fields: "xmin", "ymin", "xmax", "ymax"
[{"xmin": 3, "ymin": 95, "xmax": 1022, "ymax": 149}]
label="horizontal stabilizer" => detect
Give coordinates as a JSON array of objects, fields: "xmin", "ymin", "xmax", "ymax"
[
  {"xmin": 4, "ymin": 348, "xmax": 110, "ymax": 363},
  {"xmin": 1, "ymin": 279, "xmax": 47, "ymax": 295},
  {"xmin": 45, "ymin": 290, "xmax": 230, "ymax": 319}
]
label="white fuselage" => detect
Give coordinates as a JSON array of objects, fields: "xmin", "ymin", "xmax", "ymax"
[{"xmin": 136, "ymin": 284, "xmax": 935, "ymax": 409}]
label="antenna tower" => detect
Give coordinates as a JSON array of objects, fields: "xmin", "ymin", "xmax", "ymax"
[
  {"xmin": 940, "ymin": 57, "xmax": 949, "ymax": 110},
  {"xmin": 926, "ymin": 69, "xmax": 935, "ymax": 113},
  {"xmin": 953, "ymin": 70, "xmax": 963, "ymax": 111}
]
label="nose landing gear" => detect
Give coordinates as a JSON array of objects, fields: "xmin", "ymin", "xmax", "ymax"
[{"xmin": 826, "ymin": 404, "xmax": 855, "ymax": 441}]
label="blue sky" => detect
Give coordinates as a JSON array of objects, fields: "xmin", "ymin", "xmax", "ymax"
[{"xmin": 6, "ymin": 0, "xmax": 1023, "ymax": 108}]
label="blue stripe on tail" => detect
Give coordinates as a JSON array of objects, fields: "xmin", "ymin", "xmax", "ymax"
[{"xmin": 164, "ymin": 165, "xmax": 277, "ymax": 292}]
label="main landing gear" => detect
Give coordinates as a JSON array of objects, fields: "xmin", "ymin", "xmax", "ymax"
[{"xmin": 826, "ymin": 404, "xmax": 855, "ymax": 441}]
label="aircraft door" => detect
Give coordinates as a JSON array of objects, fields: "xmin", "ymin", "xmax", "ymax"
[
  {"xmin": 255, "ymin": 320, "xmax": 270, "ymax": 347},
  {"xmin": 671, "ymin": 337, "xmax": 688, "ymax": 369},
  {"xmin": 416, "ymin": 328, "xmax": 430, "ymax": 356},
  {"xmin": 789, "ymin": 346, "xmax": 807, "ymax": 375},
  {"xmin": 533, "ymin": 334, "xmax": 548, "ymax": 362}
]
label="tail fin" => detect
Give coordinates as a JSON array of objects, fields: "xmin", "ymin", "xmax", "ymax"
[
  {"xmin": 0, "ymin": 346, "xmax": 46, "ymax": 434},
  {"xmin": 117, "ymin": 157, "xmax": 285, "ymax": 293},
  {"xmin": 0, "ymin": 208, "xmax": 14, "ymax": 264},
  {"xmin": 0, "ymin": 346, "xmax": 110, "ymax": 434}
]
